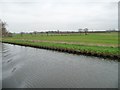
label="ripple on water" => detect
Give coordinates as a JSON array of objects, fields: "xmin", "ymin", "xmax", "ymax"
[{"xmin": 2, "ymin": 43, "xmax": 118, "ymax": 88}]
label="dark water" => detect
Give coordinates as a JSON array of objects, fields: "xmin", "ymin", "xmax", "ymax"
[
  {"xmin": 0, "ymin": 43, "xmax": 2, "ymax": 89},
  {"xmin": 2, "ymin": 43, "xmax": 118, "ymax": 88}
]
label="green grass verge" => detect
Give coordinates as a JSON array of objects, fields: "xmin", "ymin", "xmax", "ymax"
[{"xmin": 2, "ymin": 39, "xmax": 119, "ymax": 59}]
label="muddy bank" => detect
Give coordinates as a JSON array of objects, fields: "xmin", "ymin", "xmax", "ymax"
[{"xmin": 2, "ymin": 41, "xmax": 120, "ymax": 60}]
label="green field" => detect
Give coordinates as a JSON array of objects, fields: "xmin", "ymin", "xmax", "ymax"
[
  {"xmin": 4, "ymin": 32, "xmax": 118, "ymax": 46},
  {"xmin": 2, "ymin": 32, "xmax": 119, "ymax": 59}
]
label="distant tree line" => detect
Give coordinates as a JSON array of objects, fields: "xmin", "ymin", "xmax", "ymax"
[
  {"xmin": 19, "ymin": 30, "xmax": 81, "ymax": 36},
  {"xmin": 78, "ymin": 28, "xmax": 118, "ymax": 35},
  {"xmin": 18, "ymin": 27, "xmax": 118, "ymax": 36}
]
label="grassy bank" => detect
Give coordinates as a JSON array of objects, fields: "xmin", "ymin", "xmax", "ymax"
[
  {"xmin": 2, "ymin": 32, "xmax": 119, "ymax": 60},
  {"xmin": 2, "ymin": 36, "xmax": 119, "ymax": 60}
]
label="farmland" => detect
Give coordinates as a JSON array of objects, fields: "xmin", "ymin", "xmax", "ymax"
[{"xmin": 2, "ymin": 32, "xmax": 119, "ymax": 59}]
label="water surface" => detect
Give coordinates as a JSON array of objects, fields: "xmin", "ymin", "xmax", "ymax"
[{"xmin": 2, "ymin": 43, "xmax": 118, "ymax": 88}]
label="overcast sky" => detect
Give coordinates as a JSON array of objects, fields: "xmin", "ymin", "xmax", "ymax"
[{"xmin": 0, "ymin": 0, "xmax": 119, "ymax": 33}]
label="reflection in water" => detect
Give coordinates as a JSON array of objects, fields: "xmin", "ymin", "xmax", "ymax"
[{"xmin": 2, "ymin": 43, "xmax": 118, "ymax": 88}]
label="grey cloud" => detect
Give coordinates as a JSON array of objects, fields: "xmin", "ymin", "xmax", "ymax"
[{"xmin": 0, "ymin": 0, "xmax": 119, "ymax": 32}]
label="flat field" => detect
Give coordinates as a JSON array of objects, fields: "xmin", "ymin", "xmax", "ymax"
[
  {"xmin": 2, "ymin": 32, "xmax": 119, "ymax": 59},
  {"xmin": 4, "ymin": 32, "xmax": 118, "ymax": 47}
]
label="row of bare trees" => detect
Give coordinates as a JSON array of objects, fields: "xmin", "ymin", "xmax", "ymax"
[
  {"xmin": 0, "ymin": 20, "xmax": 12, "ymax": 37},
  {"xmin": 78, "ymin": 28, "xmax": 88, "ymax": 35}
]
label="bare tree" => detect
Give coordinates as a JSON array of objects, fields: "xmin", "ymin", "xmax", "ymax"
[
  {"xmin": 78, "ymin": 28, "xmax": 82, "ymax": 35},
  {"xmin": 33, "ymin": 31, "xmax": 37, "ymax": 35},
  {"xmin": 46, "ymin": 31, "xmax": 48, "ymax": 36},
  {"xmin": 84, "ymin": 28, "xmax": 88, "ymax": 35},
  {"xmin": 0, "ymin": 20, "xmax": 10, "ymax": 37},
  {"xmin": 20, "ymin": 32, "xmax": 24, "ymax": 36}
]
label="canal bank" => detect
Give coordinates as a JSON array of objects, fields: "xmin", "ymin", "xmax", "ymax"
[{"xmin": 2, "ymin": 40, "xmax": 120, "ymax": 60}]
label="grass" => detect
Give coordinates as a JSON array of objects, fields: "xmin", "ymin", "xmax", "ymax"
[
  {"xmin": 5, "ymin": 32, "xmax": 118, "ymax": 46},
  {"xmin": 2, "ymin": 32, "xmax": 119, "ymax": 59}
]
